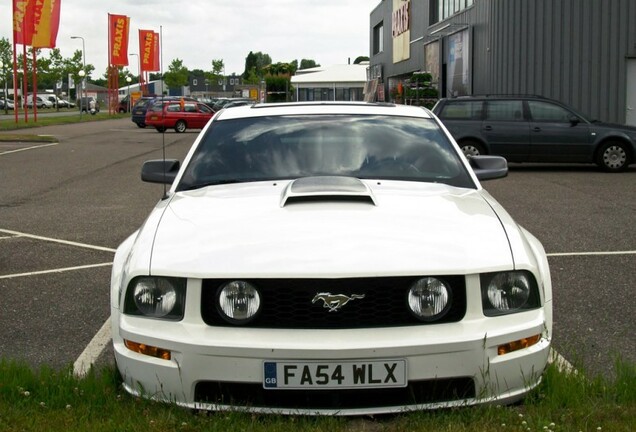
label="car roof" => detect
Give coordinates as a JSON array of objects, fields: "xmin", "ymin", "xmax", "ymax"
[
  {"xmin": 440, "ymin": 94, "xmax": 554, "ymax": 101},
  {"xmin": 213, "ymin": 102, "xmax": 433, "ymax": 121}
]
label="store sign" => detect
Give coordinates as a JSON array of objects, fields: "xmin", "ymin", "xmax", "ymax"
[
  {"xmin": 392, "ymin": 0, "xmax": 410, "ymax": 38},
  {"xmin": 392, "ymin": 0, "xmax": 411, "ymax": 63}
]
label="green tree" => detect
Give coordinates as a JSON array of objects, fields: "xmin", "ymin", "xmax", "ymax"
[
  {"xmin": 242, "ymin": 51, "xmax": 271, "ymax": 79},
  {"xmin": 0, "ymin": 37, "xmax": 12, "ymax": 113},
  {"xmin": 98, "ymin": 66, "xmax": 137, "ymax": 88},
  {"xmin": 64, "ymin": 50, "xmax": 93, "ymax": 100},
  {"xmin": 354, "ymin": 56, "xmax": 369, "ymax": 64},
  {"xmin": 207, "ymin": 59, "xmax": 225, "ymax": 88},
  {"xmin": 299, "ymin": 59, "xmax": 320, "ymax": 70},
  {"xmin": 163, "ymin": 58, "xmax": 189, "ymax": 91},
  {"xmin": 45, "ymin": 48, "xmax": 66, "ymax": 110}
]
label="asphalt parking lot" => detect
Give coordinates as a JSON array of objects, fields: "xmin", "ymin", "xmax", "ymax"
[{"xmin": 0, "ymin": 118, "xmax": 634, "ymax": 379}]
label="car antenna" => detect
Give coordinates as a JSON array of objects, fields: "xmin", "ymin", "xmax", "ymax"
[{"xmin": 160, "ymin": 25, "xmax": 168, "ymax": 199}]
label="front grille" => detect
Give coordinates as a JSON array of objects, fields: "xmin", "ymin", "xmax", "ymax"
[
  {"xmin": 194, "ymin": 378, "xmax": 476, "ymax": 410},
  {"xmin": 201, "ymin": 276, "xmax": 466, "ymax": 329}
]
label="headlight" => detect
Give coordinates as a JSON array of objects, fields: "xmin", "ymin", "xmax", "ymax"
[
  {"xmin": 407, "ymin": 277, "xmax": 452, "ymax": 322},
  {"xmin": 124, "ymin": 277, "xmax": 186, "ymax": 320},
  {"xmin": 481, "ymin": 271, "xmax": 540, "ymax": 316},
  {"xmin": 216, "ymin": 281, "xmax": 261, "ymax": 325}
]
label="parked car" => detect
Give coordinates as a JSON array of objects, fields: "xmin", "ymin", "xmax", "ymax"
[
  {"xmin": 145, "ymin": 99, "xmax": 215, "ymax": 132},
  {"xmin": 0, "ymin": 99, "xmax": 15, "ymax": 110},
  {"xmin": 212, "ymin": 97, "xmax": 253, "ymax": 111},
  {"xmin": 25, "ymin": 95, "xmax": 53, "ymax": 109},
  {"xmin": 118, "ymin": 95, "xmax": 130, "ymax": 113},
  {"xmin": 130, "ymin": 97, "xmax": 156, "ymax": 127},
  {"xmin": 131, "ymin": 96, "xmax": 197, "ymax": 128},
  {"xmin": 222, "ymin": 100, "xmax": 253, "ymax": 109},
  {"xmin": 432, "ymin": 95, "xmax": 636, "ymax": 172},
  {"xmin": 111, "ymin": 102, "xmax": 552, "ymax": 415},
  {"xmin": 43, "ymin": 94, "xmax": 69, "ymax": 108},
  {"xmin": 78, "ymin": 97, "xmax": 99, "ymax": 113}
]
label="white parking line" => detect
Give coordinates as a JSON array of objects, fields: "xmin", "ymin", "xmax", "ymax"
[
  {"xmin": 0, "ymin": 228, "xmax": 116, "ymax": 252},
  {"xmin": 73, "ymin": 318, "xmax": 112, "ymax": 377},
  {"xmin": 0, "ymin": 142, "xmax": 58, "ymax": 155},
  {"xmin": 548, "ymin": 250, "xmax": 636, "ymax": 257},
  {"xmin": 0, "ymin": 262, "xmax": 112, "ymax": 280}
]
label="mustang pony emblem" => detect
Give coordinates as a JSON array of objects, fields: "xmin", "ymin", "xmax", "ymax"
[{"xmin": 312, "ymin": 292, "xmax": 365, "ymax": 312}]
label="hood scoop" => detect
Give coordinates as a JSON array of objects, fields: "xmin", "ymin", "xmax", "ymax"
[{"xmin": 280, "ymin": 176, "xmax": 377, "ymax": 207}]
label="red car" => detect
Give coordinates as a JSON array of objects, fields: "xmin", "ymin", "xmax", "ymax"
[{"xmin": 145, "ymin": 100, "xmax": 215, "ymax": 133}]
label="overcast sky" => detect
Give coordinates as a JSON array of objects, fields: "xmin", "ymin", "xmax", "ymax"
[{"xmin": 1, "ymin": 0, "xmax": 377, "ymax": 77}]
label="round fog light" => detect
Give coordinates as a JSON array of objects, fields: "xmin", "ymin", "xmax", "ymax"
[
  {"xmin": 407, "ymin": 277, "xmax": 451, "ymax": 322},
  {"xmin": 217, "ymin": 281, "xmax": 261, "ymax": 324}
]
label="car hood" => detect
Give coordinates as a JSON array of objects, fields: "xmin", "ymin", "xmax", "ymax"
[{"xmin": 131, "ymin": 180, "xmax": 515, "ymax": 278}]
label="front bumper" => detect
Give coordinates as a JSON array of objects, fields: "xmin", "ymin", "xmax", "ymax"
[{"xmin": 112, "ymin": 304, "xmax": 551, "ymax": 415}]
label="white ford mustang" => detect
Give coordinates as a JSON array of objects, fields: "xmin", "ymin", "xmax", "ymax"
[{"xmin": 111, "ymin": 102, "xmax": 552, "ymax": 415}]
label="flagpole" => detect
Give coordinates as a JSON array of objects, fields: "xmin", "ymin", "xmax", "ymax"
[
  {"xmin": 12, "ymin": 42, "xmax": 18, "ymax": 124},
  {"xmin": 32, "ymin": 49, "xmax": 37, "ymax": 122},
  {"xmin": 22, "ymin": 43, "xmax": 28, "ymax": 123}
]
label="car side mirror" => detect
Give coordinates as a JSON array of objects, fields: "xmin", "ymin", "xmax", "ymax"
[
  {"xmin": 141, "ymin": 159, "xmax": 180, "ymax": 184},
  {"xmin": 469, "ymin": 155, "xmax": 508, "ymax": 181},
  {"xmin": 569, "ymin": 116, "xmax": 580, "ymax": 126}
]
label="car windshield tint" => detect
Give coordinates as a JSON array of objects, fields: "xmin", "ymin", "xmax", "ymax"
[
  {"xmin": 527, "ymin": 101, "xmax": 574, "ymax": 122},
  {"xmin": 440, "ymin": 101, "xmax": 483, "ymax": 120},
  {"xmin": 177, "ymin": 115, "xmax": 475, "ymax": 191}
]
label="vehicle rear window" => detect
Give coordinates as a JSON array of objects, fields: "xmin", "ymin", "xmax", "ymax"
[
  {"xmin": 439, "ymin": 101, "xmax": 483, "ymax": 120},
  {"xmin": 177, "ymin": 115, "xmax": 476, "ymax": 191},
  {"xmin": 148, "ymin": 102, "xmax": 162, "ymax": 112}
]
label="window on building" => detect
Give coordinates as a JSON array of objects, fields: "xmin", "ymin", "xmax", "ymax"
[
  {"xmin": 373, "ymin": 22, "xmax": 384, "ymax": 55},
  {"xmin": 193, "ymin": 79, "xmax": 198, "ymax": 86},
  {"xmin": 431, "ymin": 0, "xmax": 474, "ymax": 24}
]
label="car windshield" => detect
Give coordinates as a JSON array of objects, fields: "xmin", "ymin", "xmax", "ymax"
[{"xmin": 177, "ymin": 114, "xmax": 475, "ymax": 191}]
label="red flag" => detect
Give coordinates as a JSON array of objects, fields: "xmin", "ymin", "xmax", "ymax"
[
  {"xmin": 32, "ymin": 0, "xmax": 62, "ymax": 48},
  {"xmin": 139, "ymin": 29, "xmax": 156, "ymax": 72},
  {"xmin": 152, "ymin": 32, "xmax": 160, "ymax": 72},
  {"xmin": 13, "ymin": 0, "xmax": 35, "ymax": 46},
  {"xmin": 109, "ymin": 14, "xmax": 130, "ymax": 66}
]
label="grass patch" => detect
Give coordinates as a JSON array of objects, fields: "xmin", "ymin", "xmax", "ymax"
[
  {"xmin": 0, "ymin": 111, "xmax": 128, "ymax": 133},
  {"xmin": 0, "ymin": 359, "xmax": 634, "ymax": 431}
]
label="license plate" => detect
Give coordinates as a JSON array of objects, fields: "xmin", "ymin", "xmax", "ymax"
[
  {"xmin": 150, "ymin": 116, "xmax": 158, "ymax": 120},
  {"xmin": 263, "ymin": 359, "xmax": 406, "ymax": 389}
]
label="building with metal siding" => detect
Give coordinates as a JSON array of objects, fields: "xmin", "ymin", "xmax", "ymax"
[{"xmin": 369, "ymin": 0, "xmax": 636, "ymax": 125}]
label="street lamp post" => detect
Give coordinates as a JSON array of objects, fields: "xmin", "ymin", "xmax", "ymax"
[
  {"xmin": 126, "ymin": 76, "xmax": 132, "ymax": 112},
  {"xmin": 128, "ymin": 53, "xmax": 139, "ymax": 86},
  {"xmin": 78, "ymin": 69, "xmax": 85, "ymax": 119},
  {"xmin": 71, "ymin": 36, "xmax": 86, "ymax": 114}
]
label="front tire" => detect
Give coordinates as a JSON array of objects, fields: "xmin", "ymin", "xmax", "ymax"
[
  {"xmin": 460, "ymin": 140, "xmax": 486, "ymax": 157},
  {"xmin": 175, "ymin": 120, "xmax": 187, "ymax": 133},
  {"xmin": 155, "ymin": 126, "xmax": 166, "ymax": 133},
  {"xmin": 136, "ymin": 122, "xmax": 146, "ymax": 128},
  {"xmin": 596, "ymin": 141, "xmax": 631, "ymax": 172}
]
